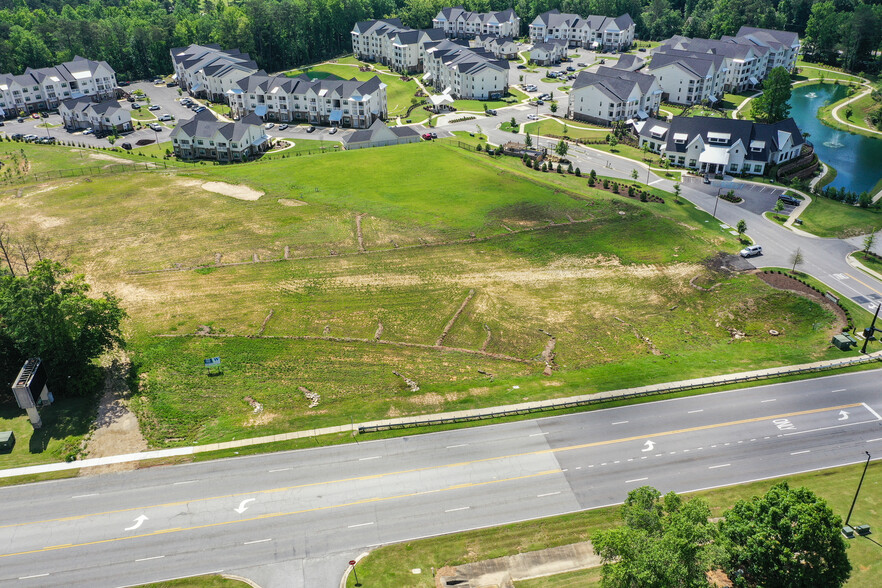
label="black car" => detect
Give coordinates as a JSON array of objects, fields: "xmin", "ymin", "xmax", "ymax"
[
  {"xmin": 306, "ymin": 126, "xmax": 316, "ymax": 133},
  {"xmin": 517, "ymin": 64, "xmax": 526, "ymax": 69},
  {"xmin": 777, "ymin": 194, "xmax": 801, "ymax": 206}
]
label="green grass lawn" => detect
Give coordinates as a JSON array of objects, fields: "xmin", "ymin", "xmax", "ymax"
[
  {"xmin": 347, "ymin": 461, "xmax": 882, "ymax": 588},
  {"xmin": 795, "ymin": 61, "xmax": 870, "ymax": 83},
  {"xmin": 588, "ymin": 141, "xmax": 665, "ymax": 166},
  {"xmin": 815, "ymin": 88, "xmax": 882, "ymax": 139},
  {"xmin": 130, "ymin": 108, "xmax": 157, "ymax": 122},
  {"xmin": 795, "ymin": 195, "xmax": 882, "ymax": 238},
  {"xmin": 522, "ymin": 119, "xmax": 607, "ymax": 141},
  {"xmin": 449, "ymin": 90, "xmax": 527, "ymax": 113},
  {"xmin": 683, "ymin": 106, "xmax": 728, "ymax": 118},
  {"xmin": 852, "ymin": 251, "xmax": 882, "ymax": 276},
  {"xmin": 135, "ymin": 575, "xmax": 251, "ymax": 588}
]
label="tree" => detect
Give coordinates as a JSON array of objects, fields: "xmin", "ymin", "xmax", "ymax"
[
  {"xmin": 774, "ymin": 199, "xmax": 785, "ymax": 215},
  {"xmin": 720, "ymin": 482, "xmax": 851, "ymax": 588},
  {"xmin": 525, "ymin": 132, "xmax": 532, "ymax": 147},
  {"xmin": 631, "ymin": 169, "xmax": 639, "ymax": 180},
  {"xmin": 863, "ymin": 230, "xmax": 877, "ymax": 258},
  {"xmin": 549, "ymin": 101, "xmax": 558, "ymax": 114},
  {"xmin": 790, "ymin": 247, "xmax": 805, "ymax": 272},
  {"xmin": 845, "ymin": 106, "xmax": 854, "ymax": 119},
  {"xmin": 736, "ymin": 219, "xmax": 747, "ymax": 239},
  {"xmin": 750, "ymin": 67, "xmax": 793, "ymax": 123},
  {"xmin": 555, "ymin": 139, "xmax": 568, "ymax": 157},
  {"xmin": 608, "ymin": 134, "xmax": 619, "ymax": 149},
  {"xmin": 673, "ymin": 183, "xmax": 681, "ymax": 203},
  {"xmin": 0, "ymin": 261, "xmax": 126, "ymax": 396},
  {"xmin": 510, "ymin": 116, "xmax": 517, "ymax": 129},
  {"xmin": 594, "ymin": 486, "xmax": 724, "ymax": 588}
]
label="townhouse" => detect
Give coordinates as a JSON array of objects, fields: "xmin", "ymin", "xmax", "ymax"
[
  {"xmin": 528, "ymin": 10, "xmax": 634, "ymax": 51},
  {"xmin": 170, "ymin": 109, "xmax": 269, "ymax": 162},
  {"xmin": 530, "ymin": 39, "xmax": 568, "ymax": 66},
  {"xmin": 227, "ymin": 73, "xmax": 387, "ymax": 128},
  {"xmin": 646, "ymin": 49, "xmax": 726, "ymax": 105},
  {"xmin": 568, "ymin": 66, "xmax": 661, "ymax": 124},
  {"xmin": 342, "ymin": 118, "xmax": 421, "ymax": 150},
  {"xmin": 170, "ymin": 44, "xmax": 259, "ymax": 102},
  {"xmin": 635, "ymin": 115, "xmax": 804, "ymax": 176},
  {"xmin": 432, "ymin": 7, "xmax": 521, "ymax": 39},
  {"xmin": 58, "ymin": 96, "xmax": 132, "ymax": 132},
  {"xmin": 471, "ymin": 35, "xmax": 519, "ymax": 60},
  {"xmin": 0, "ymin": 56, "xmax": 117, "ymax": 117},
  {"xmin": 422, "ymin": 40, "xmax": 509, "ymax": 99},
  {"xmin": 350, "ymin": 19, "xmax": 446, "ymax": 73}
]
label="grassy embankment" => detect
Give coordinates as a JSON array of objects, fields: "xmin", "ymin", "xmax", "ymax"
[
  {"xmin": 1, "ymin": 143, "xmax": 878, "ymax": 467},
  {"xmin": 346, "ymin": 461, "xmax": 882, "ymax": 588},
  {"xmin": 794, "ymin": 195, "xmax": 882, "ymax": 239},
  {"xmin": 522, "ymin": 119, "xmax": 607, "ymax": 142}
]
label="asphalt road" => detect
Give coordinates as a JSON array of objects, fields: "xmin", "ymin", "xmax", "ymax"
[{"xmin": 2, "ymin": 369, "xmax": 881, "ymax": 587}]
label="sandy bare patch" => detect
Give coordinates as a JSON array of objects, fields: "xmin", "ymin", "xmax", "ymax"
[
  {"xmin": 278, "ymin": 198, "xmax": 308, "ymax": 207},
  {"xmin": 88, "ymin": 152, "xmax": 151, "ymax": 166},
  {"xmin": 202, "ymin": 181, "xmax": 264, "ymax": 201},
  {"xmin": 30, "ymin": 212, "xmax": 67, "ymax": 229},
  {"xmin": 410, "ymin": 392, "xmax": 444, "ymax": 406},
  {"xmin": 246, "ymin": 411, "xmax": 279, "ymax": 426},
  {"xmin": 542, "ymin": 380, "xmax": 564, "ymax": 386}
]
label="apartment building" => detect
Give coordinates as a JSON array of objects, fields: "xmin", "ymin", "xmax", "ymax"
[
  {"xmin": 350, "ymin": 19, "xmax": 446, "ymax": 73},
  {"xmin": 170, "ymin": 44, "xmax": 259, "ymax": 102},
  {"xmin": 227, "ymin": 73, "xmax": 387, "ymax": 128},
  {"xmin": 730, "ymin": 26, "xmax": 800, "ymax": 75},
  {"xmin": 58, "ymin": 96, "xmax": 132, "ymax": 132},
  {"xmin": 568, "ymin": 66, "xmax": 661, "ymax": 124},
  {"xmin": 170, "ymin": 109, "xmax": 269, "ymax": 162},
  {"xmin": 646, "ymin": 49, "xmax": 726, "ymax": 105},
  {"xmin": 422, "ymin": 40, "xmax": 510, "ymax": 99},
  {"xmin": 530, "ymin": 39, "xmax": 568, "ymax": 66},
  {"xmin": 635, "ymin": 115, "xmax": 804, "ymax": 176},
  {"xmin": 0, "ymin": 56, "xmax": 117, "ymax": 117},
  {"xmin": 432, "ymin": 7, "xmax": 521, "ymax": 39},
  {"xmin": 528, "ymin": 10, "xmax": 634, "ymax": 51},
  {"xmin": 342, "ymin": 118, "xmax": 421, "ymax": 150},
  {"xmin": 471, "ymin": 35, "xmax": 519, "ymax": 60}
]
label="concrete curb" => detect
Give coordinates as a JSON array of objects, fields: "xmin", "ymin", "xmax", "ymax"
[
  {"xmin": 2, "ymin": 350, "xmax": 881, "ymax": 480},
  {"xmin": 847, "ymin": 253, "xmax": 882, "ymax": 282},
  {"xmin": 338, "ymin": 551, "xmax": 369, "ymax": 588}
]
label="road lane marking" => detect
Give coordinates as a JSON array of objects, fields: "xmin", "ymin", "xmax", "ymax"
[
  {"xmin": 611, "ymin": 421, "xmax": 629, "ymax": 425},
  {"xmin": 761, "ymin": 399, "xmax": 776, "ymax": 403},
  {"xmin": 243, "ymin": 539, "xmax": 273, "ymax": 545},
  {"xmin": 358, "ymin": 456, "xmax": 382, "ymax": 461},
  {"xmin": 268, "ymin": 468, "xmax": 292, "ymax": 473},
  {"xmin": 446, "ymin": 444, "xmax": 468, "ymax": 449},
  {"xmin": 688, "ymin": 410, "xmax": 703, "ymax": 414},
  {"xmin": 135, "ymin": 556, "xmax": 165, "ymax": 562},
  {"xmin": 709, "ymin": 464, "xmax": 731, "ymax": 469},
  {"xmin": 348, "ymin": 522, "xmax": 375, "ymax": 528},
  {"xmin": 844, "ymin": 272, "xmax": 882, "ymax": 296},
  {"xmin": 832, "ymin": 389, "xmax": 847, "ymax": 393},
  {"xmin": 19, "ymin": 573, "xmax": 49, "ymax": 579},
  {"xmin": 791, "ymin": 450, "xmax": 811, "ymax": 455},
  {"xmin": 1, "ymin": 403, "xmax": 862, "ymax": 532},
  {"xmin": 625, "ymin": 477, "xmax": 648, "ymax": 483},
  {"xmin": 537, "ymin": 492, "xmax": 560, "ymax": 498},
  {"xmin": 529, "ymin": 432, "xmax": 549, "ymax": 437},
  {"xmin": 173, "ymin": 480, "xmax": 197, "ymax": 485},
  {"xmin": 72, "ymin": 494, "xmax": 98, "ymax": 499},
  {"xmin": 864, "ymin": 403, "xmax": 882, "ymax": 420},
  {"xmin": 867, "ymin": 438, "xmax": 882, "ymax": 443},
  {"xmin": 445, "ymin": 507, "xmax": 470, "ymax": 512}
]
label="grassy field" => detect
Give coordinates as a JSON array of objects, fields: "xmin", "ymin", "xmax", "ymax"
[
  {"xmin": 346, "ymin": 461, "xmax": 882, "ymax": 588},
  {"xmin": 0, "ymin": 142, "xmax": 872, "ymax": 455},
  {"xmin": 816, "ymin": 88, "xmax": 882, "ymax": 139},
  {"xmin": 795, "ymin": 195, "xmax": 882, "ymax": 238},
  {"xmin": 795, "ymin": 61, "xmax": 870, "ymax": 83},
  {"xmin": 522, "ymin": 119, "xmax": 608, "ymax": 141}
]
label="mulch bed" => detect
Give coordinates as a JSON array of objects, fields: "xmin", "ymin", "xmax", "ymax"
[{"xmin": 757, "ymin": 271, "xmax": 847, "ymax": 328}]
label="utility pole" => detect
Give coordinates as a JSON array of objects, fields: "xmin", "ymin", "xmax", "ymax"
[{"xmin": 860, "ymin": 304, "xmax": 880, "ymax": 354}]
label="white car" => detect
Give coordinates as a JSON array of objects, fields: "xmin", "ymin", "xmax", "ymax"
[
  {"xmin": 83, "ymin": 128, "xmax": 94, "ymax": 135},
  {"xmin": 740, "ymin": 245, "xmax": 762, "ymax": 258},
  {"xmin": 329, "ymin": 127, "xmax": 338, "ymax": 134},
  {"xmin": 265, "ymin": 122, "xmax": 274, "ymax": 129},
  {"xmin": 158, "ymin": 114, "xmax": 173, "ymax": 121},
  {"xmin": 527, "ymin": 114, "xmax": 540, "ymax": 120},
  {"xmin": 149, "ymin": 123, "xmax": 162, "ymax": 131}
]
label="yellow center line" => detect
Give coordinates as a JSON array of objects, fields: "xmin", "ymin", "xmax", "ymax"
[
  {"xmin": 0, "ymin": 403, "xmax": 861, "ymax": 532},
  {"xmin": 844, "ymin": 272, "xmax": 882, "ymax": 297},
  {"xmin": 0, "ymin": 469, "xmax": 561, "ymax": 559}
]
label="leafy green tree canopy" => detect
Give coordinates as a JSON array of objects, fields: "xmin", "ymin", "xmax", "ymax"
[
  {"xmin": 750, "ymin": 67, "xmax": 793, "ymax": 123},
  {"xmin": 0, "ymin": 261, "xmax": 126, "ymax": 396},
  {"xmin": 719, "ymin": 482, "xmax": 851, "ymax": 588}
]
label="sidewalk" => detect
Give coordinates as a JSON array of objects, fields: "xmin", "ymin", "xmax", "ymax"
[{"xmin": 3, "ymin": 350, "xmax": 880, "ymax": 480}]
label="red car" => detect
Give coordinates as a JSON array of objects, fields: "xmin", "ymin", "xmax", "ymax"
[
  {"xmin": 422, "ymin": 133, "xmax": 433, "ymax": 140},
  {"xmin": 31, "ymin": 113, "xmax": 40, "ymax": 119}
]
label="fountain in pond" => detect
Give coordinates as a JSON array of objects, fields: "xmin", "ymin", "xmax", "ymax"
[
  {"xmin": 823, "ymin": 132, "xmax": 845, "ymax": 148},
  {"xmin": 805, "ymin": 91, "xmax": 817, "ymax": 98}
]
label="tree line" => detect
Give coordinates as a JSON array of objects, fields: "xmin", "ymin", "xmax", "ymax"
[{"xmin": 1, "ymin": 0, "xmax": 880, "ymax": 82}]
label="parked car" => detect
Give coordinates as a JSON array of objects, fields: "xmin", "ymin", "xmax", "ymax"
[
  {"xmin": 148, "ymin": 105, "xmax": 161, "ymax": 111},
  {"xmin": 193, "ymin": 106, "xmax": 206, "ymax": 113},
  {"xmin": 777, "ymin": 194, "xmax": 800, "ymax": 206},
  {"xmin": 0, "ymin": 121, "xmax": 4, "ymax": 126},
  {"xmin": 11, "ymin": 133, "xmax": 23, "ymax": 140},
  {"xmin": 527, "ymin": 114, "xmax": 540, "ymax": 120},
  {"xmin": 118, "ymin": 81, "xmax": 130, "ymax": 87},
  {"xmin": 329, "ymin": 127, "xmax": 338, "ymax": 134},
  {"xmin": 83, "ymin": 128, "xmax": 94, "ymax": 135},
  {"xmin": 638, "ymin": 48, "xmax": 647, "ymax": 52},
  {"xmin": 517, "ymin": 64, "xmax": 526, "ymax": 69},
  {"xmin": 430, "ymin": 132, "xmax": 437, "ymax": 139},
  {"xmin": 703, "ymin": 174, "xmax": 711, "ymax": 184},
  {"xmin": 158, "ymin": 114, "xmax": 173, "ymax": 121},
  {"xmin": 265, "ymin": 122, "xmax": 275, "ymax": 129},
  {"xmin": 577, "ymin": 62, "xmax": 587, "ymax": 67},
  {"xmin": 149, "ymin": 123, "xmax": 162, "ymax": 131},
  {"xmin": 131, "ymin": 103, "xmax": 141, "ymax": 109},
  {"xmin": 566, "ymin": 66, "xmax": 575, "ymax": 71},
  {"xmin": 23, "ymin": 134, "xmax": 38, "ymax": 142},
  {"xmin": 306, "ymin": 126, "xmax": 316, "ymax": 133},
  {"xmin": 536, "ymin": 100, "xmax": 544, "ymax": 105},
  {"xmin": 31, "ymin": 113, "xmax": 40, "ymax": 119},
  {"xmin": 38, "ymin": 137, "xmax": 56, "ymax": 144},
  {"xmin": 121, "ymin": 142, "xmax": 133, "ymax": 150},
  {"xmin": 278, "ymin": 124, "xmax": 288, "ymax": 130},
  {"xmin": 486, "ymin": 109, "xmax": 497, "ymax": 116},
  {"xmin": 153, "ymin": 78, "xmax": 163, "ymax": 84},
  {"xmin": 599, "ymin": 59, "xmax": 605, "ymax": 64},
  {"xmin": 166, "ymin": 81, "xmax": 177, "ymax": 87},
  {"xmin": 422, "ymin": 132, "xmax": 433, "ymax": 140},
  {"xmin": 740, "ymin": 245, "xmax": 763, "ymax": 258},
  {"xmin": 127, "ymin": 96, "xmax": 136, "ymax": 102},
  {"xmin": 17, "ymin": 117, "xmax": 24, "ymax": 123}
]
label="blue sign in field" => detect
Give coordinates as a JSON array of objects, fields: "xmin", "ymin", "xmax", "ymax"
[{"xmin": 204, "ymin": 357, "xmax": 221, "ymax": 367}]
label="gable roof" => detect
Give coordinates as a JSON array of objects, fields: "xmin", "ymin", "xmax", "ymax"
[
  {"xmin": 170, "ymin": 108, "xmax": 264, "ymax": 143},
  {"xmin": 571, "ymin": 66, "xmax": 657, "ymax": 101},
  {"xmin": 638, "ymin": 115, "xmax": 804, "ymax": 158},
  {"xmin": 736, "ymin": 26, "xmax": 799, "ymax": 49}
]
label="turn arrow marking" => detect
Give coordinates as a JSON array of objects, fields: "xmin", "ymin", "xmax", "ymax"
[
  {"xmin": 839, "ymin": 411, "xmax": 849, "ymax": 421},
  {"xmin": 125, "ymin": 515, "xmax": 148, "ymax": 531},
  {"xmin": 642, "ymin": 440, "xmax": 655, "ymax": 452},
  {"xmin": 235, "ymin": 498, "xmax": 256, "ymax": 514}
]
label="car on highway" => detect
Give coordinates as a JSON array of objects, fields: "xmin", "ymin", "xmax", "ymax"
[
  {"xmin": 329, "ymin": 126, "xmax": 338, "ymax": 134},
  {"xmin": 778, "ymin": 194, "xmax": 800, "ymax": 206},
  {"xmin": 148, "ymin": 105, "xmax": 161, "ymax": 111},
  {"xmin": 740, "ymin": 245, "xmax": 763, "ymax": 258}
]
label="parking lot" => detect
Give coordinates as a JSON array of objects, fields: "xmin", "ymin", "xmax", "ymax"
[{"xmin": 684, "ymin": 176, "xmax": 795, "ymax": 216}]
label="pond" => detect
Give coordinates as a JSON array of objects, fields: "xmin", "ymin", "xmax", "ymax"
[{"xmin": 790, "ymin": 83, "xmax": 882, "ymax": 194}]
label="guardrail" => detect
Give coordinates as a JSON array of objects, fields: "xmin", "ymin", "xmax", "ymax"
[{"xmin": 358, "ymin": 352, "xmax": 882, "ymax": 433}]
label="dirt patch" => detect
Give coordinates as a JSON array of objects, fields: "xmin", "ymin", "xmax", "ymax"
[
  {"xmin": 246, "ymin": 411, "xmax": 278, "ymax": 426},
  {"xmin": 278, "ymin": 198, "xmax": 308, "ymax": 206},
  {"xmin": 757, "ymin": 271, "xmax": 847, "ymax": 329},
  {"xmin": 88, "ymin": 152, "xmax": 148, "ymax": 166},
  {"xmin": 80, "ymin": 350, "xmax": 148, "ymax": 475},
  {"xmin": 410, "ymin": 392, "xmax": 444, "ymax": 406},
  {"xmin": 201, "ymin": 181, "xmax": 264, "ymax": 201}
]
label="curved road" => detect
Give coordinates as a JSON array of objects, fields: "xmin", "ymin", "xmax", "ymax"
[{"xmin": 2, "ymin": 369, "xmax": 881, "ymax": 587}]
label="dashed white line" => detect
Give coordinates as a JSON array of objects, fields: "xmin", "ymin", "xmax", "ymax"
[
  {"xmin": 71, "ymin": 494, "xmax": 98, "ymax": 499},
  {"xmin": 688, "ymin": 409, "xmax": 704, "ymax": 414},
  {"xmin": 626, "ymin": 477, "xmax": 648, "ymax": 483},
  {"xmin": 348, "ymin": 522, "xmax": 374, "ymax": 528},
  {"xmin": 445, "ymin": 507, "xmax": 471, "ymax": 512},
  {"xmin": 268, "ymin": 468, "xmax": 292, "ymax": 473},
  {"xmin": 19, "ymin": 574, "xmax": 49, "ymax": 580},
  {"xmin": 529, "ymin": 432, "xmax": 550, "ymax": 437},
  {"xmin": 173, "ymin": 480, "xmax": 197, "ymax": 485},
  {"xmin": 358, "ymin": 456, "xmax": 381, "ymax": 461},
  {"xmin": 709, "ymin": 464, "xmax": 731, "ymax": 469},
  {"xmin": 611, "ymin": 421, "xmax": 629, "ymax": 425},
  {"xmin": 791, "ymin": 450, "xmax": 811, "ymax": 456},
  {"xmin": 867, "ymin": 438, "xmax": 882, "ymax": 443},
  {"xmin": 244, "ymin": 538, "xmax": 273, "ymax": 545},
  {"xmin": 832, "ymin": 389, "xmax": 847, "ymax": 393},
  {"xmin": 537, "ymin": 491, "xmax": 561, "ymax": 498},
  {"xmin": 613, "ymin": 460, "xmax": 621, "ymax": 464},
  {"xmin": 761, "ymin": 399, "xmax": 777, "ymax": 403},
  {"xmin": 446, "ymin": 444, "xmax": 469, "ymax": 449},
  {"xmin": 135, "ymin": 556, "xmax": 165, "ymax": 562}
]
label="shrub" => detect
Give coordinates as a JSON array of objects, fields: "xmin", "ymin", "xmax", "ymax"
[
  {"xmin": 541, "ymin": 162, "xmax": 548, "ymax": 172},
  {"xmin": 575, "ymin": 167, "xmax": 581, "ymax": 177},
  {"xmin": 640, "ymin": 191, "xmax": 648, "ymax": 202},
  {"xmin": 557, "ymin": 163, "xmax": 563, "ymax": 173},
  {"xmin": 476, "ymin": 144, "xmax": 483, "ymax": 151},
  {"xmin": 602, "ymin": 179, "xmax": 609, "ymax": 189},
  {"xmin": 567, "ymin": 163, "xmax": 574, "ymax": 174}
]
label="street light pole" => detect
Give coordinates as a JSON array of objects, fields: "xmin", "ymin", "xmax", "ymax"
[
  {"xmin": 860, "ymin": 304, "xmax": 880, "ymax": 354},
  {"xmin": 712, "ymin": 189, "xmax": 720, "ymax": 220},
  {"xmin": 844, "ymin": 451, "xmax": 872, "ymax": 532}
]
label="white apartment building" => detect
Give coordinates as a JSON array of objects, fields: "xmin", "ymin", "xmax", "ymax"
[
  {"xmin": 530, "ymin": 39, "xmax": 568, "ymax": 66},
  {"xmin": 0, "ymin": 56, "xmax": 116, "ymax": 117},
  {"xmin": 635, "ymin": 116, "xmax": 804, "ymax": 176},
  {"xmin": 350, "ymin": 19, "xmax": 446, "ymax": 73},
  {"xmin": 432, "ymin": 7, "xmax": 520, "ymax": 39},
  {"xmin": 170, "ymin": 109, "xmax": 269, "ymax": 162},
  {"xmin": 730, "ymin": 26, "xmax": 800, "ymax": 75},
  {"xmin": 228, "ymin": 73, "xmax": 387, "ymax": 128},
  {"xmin": 646, "ymin": 49, "xmax": 726, "ymax": 105},
  {"xmin": 528, "ymin": 10, "xmax": 634, "ymax": 51},
  {"xmin": 58, "ymin": 97, "xmax": 132, "ymax": 132},
  {"xmin": 568, "ymin": 66, "xmax": 661, "ymax": 124},
  {"xmin": 170, "ymin": 44, "xmax": 259, "ymax": 102},
  {"xmin": 471, "ymin": 35, "xmax": 518, "ymax": 60},
  {"xmin": 422, "ymin": 40, "xmax": 509, "ymax": 99}
]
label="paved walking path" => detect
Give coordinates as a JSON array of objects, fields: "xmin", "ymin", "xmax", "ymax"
[{"xmin": 3, "ymin": 349, "xmax": 880, "ymax": 480}]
